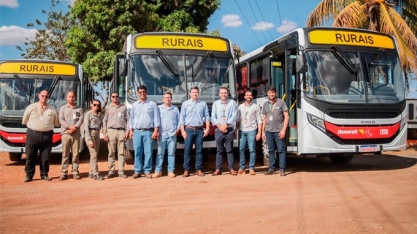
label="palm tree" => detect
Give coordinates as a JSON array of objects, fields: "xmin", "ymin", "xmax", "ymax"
[{"xmin": 306, "ymin": 0, "xmax": 417, "ymax": 77}]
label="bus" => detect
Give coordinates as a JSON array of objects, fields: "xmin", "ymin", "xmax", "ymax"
[
  {"xmin": 112, "ymin": 32, "xmax": 237, "ymax": 164},
  {"xmin": 0, "ymin": 60, "xmax": 93, "ymax": 161},
  {"xmin": 406, "ymin": 75, "xmax": 417, "ymax": 140},
  {"xmin": 236, "ymin": 27, "xmax": 407, "ymax": 165}
]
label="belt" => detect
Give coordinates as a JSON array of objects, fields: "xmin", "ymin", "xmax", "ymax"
[
  {"xmin": 215, "ymin": 126, "xmax": 234, "ymax": 131},
  {"xmin": 89, "ymin": 128, "xmax": 100, "ymax": 130},
  {"xmin": 110, "ymin": 128, "xmax": 125, "ymax": 131},
  {"xmin": 185, "ymin": 126, "xmax": 204, "ymax": 130},
  {"xmin": 28, "ymin": 128, "xmax": 53, "ymax": 133},
  {"xmin": 136, "ymin": 128, "xmax": 154, "ymax": 131}
]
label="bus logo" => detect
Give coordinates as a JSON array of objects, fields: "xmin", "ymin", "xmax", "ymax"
[{"xmin": 337, "ymin": 129, "xmax": 357, "ymax": 135}]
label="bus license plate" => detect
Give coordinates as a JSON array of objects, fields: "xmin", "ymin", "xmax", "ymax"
[
  {"xmin": 359, "ymin": 145, "xmax": 378, "ymax": 153},
  {"xmin": 176, "ymin": 143, "xmax": 195, "ymax": 149}
]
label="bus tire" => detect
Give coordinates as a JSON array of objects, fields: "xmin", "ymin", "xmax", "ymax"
[
  {"xmin": 329, "ymin": 154, "xmax": 354, "ymax": 164},
  {"xmin": 124, "ymin": 149, "xmax": 134, "ymax": 165},
  {"xmin": 9, "ymin": 153, "xmax": 22, "ymax": 161}
]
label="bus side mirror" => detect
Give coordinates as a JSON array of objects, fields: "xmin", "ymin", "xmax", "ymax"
[
  {"xmin": 118, "ymin": 56, "xmax": 126, "ymax": 77},
  {"xmin": 296, "ymin": 55, "xmax": 306, "ymax": 73}
]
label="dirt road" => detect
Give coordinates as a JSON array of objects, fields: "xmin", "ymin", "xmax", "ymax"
[{"xmin": 1, "ymin": 149, "xmax": 417, "ymax": 233}]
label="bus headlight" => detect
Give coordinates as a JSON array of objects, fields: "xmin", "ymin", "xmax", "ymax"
[{"xmin": 307, "ymin": 113, "xmax": 326, "ymax": 133}]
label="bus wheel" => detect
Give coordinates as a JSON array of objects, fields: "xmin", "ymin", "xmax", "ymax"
[
  {"xmin": 9, "ymin": 153, "xmax": 22, "ymax": 161},
  {"xmin": 124, "ymin": 149, "xmax": 134, "ymax": 165},
  {"xmin": 329, "ymin": 154, "xmax": 354, "ymax": 164}
]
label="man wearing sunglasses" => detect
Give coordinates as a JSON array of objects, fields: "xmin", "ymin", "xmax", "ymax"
[
  {"xmin": 103, "ymin": 92, "xmax": 130, "ymax": 178},
  {"xmin": 22, "ymin": 90, "xmax": 60, "ymax": 182}
]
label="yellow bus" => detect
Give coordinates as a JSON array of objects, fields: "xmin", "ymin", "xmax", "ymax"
[
  {"xmin": 0, "ymin": 60, "xmax": 93, "ymax": 161},
  {"xmin": 112, "ymin": 32, "xmax": 237, "ymax": 163}
]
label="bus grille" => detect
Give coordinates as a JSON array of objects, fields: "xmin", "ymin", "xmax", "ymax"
[
  {"xmin": 328, "ymin": 111, "xmax": 398, "ymax": 119},
  {"xmin": 2, "ymin": 123, "xmax": 26, "ymax": 128}
]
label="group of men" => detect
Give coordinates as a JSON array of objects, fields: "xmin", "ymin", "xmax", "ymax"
[{"xmin": 22, "ymin": 84, "xmax": 289, "ymax": 182}]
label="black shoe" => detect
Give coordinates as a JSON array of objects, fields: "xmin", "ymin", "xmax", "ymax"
[
  {"xmin": 59, "ymin": 175, "xmax": 68, "ymax": 181},
  {"xmin": 41, "ymin": 176, "xmax": 52, "ymax": 181},
  {"xmin": 280, "ymin": 169, "xmax": 285, "ymax": 176},
  {"xmin": 88, "ymin": 174, "xmax": 94, "ymax": 179},
  {"xmin": 24, "ymin": 177, "xmax": 33, "ymax": 182},
  {"xmin": 264, "ymin": 170, "xmax": 275, "ymax": 175},
  {"xmin": 105, "ymin": 173, "xmax": 115, "ymax": 179},
  {"xmin": 94, "ymin": 175, "xmax": 104, "ymax": 180}
]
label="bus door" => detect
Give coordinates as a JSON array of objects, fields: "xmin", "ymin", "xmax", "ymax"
[{"xmin": 270, "ymin": 54, "xmax": 298, "ymax": 152}]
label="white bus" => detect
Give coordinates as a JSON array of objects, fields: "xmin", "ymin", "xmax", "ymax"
[
  {"xmin": 112, "ymin": 32, "xmax": 237, "ymax": 163},
  {"xmin": 0, "ymin": 60, "xmax": 93, "ymax": 161},
  {"xmin": 236, "ymin": 27, "xmax": 407, "ymax": 165}
]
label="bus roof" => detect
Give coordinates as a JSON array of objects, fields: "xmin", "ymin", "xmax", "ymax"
[{"xmin": 237, "ymin": 27, "xmax": 396, "ymax": 63}]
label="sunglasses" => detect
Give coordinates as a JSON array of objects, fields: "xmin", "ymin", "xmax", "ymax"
[
  {"xmin": 40, "ymin": 95, "xmax": 49, "ymax": 98},
  {"xmin": 93, "ymin": 104, "xmax": 100, "ymax": 107},
  {"xmin": 112, "ymin": 96, "xmax": 119, "ymax": 98}
]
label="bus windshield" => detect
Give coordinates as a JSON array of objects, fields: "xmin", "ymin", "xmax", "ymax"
[
  {"xmin": 304, "ymin": 50, "xmax": 404, "ymax": 104},
  {"xmin": 127, "ymin": 54, "xmax": 235, "ymax": 104},
  {"xmin": 0, "ymin": 78, "xmax": 79, "ymax": 116}
]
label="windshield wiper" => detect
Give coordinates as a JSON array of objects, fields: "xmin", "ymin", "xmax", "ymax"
[
  {"xmin": 13, "ymin": 74, "xmax": 31, "ymax": 98},
  {"xmin": 192, "ymin": 51, "xmax": 212, "ymax": 79},
  {"xmin": 48, "ymin": 75, "xmax": 61, "ymax": 96},
  {"xmin": 330, "ymin": 45, "xmax": 358, "ymax": 76},
  {"xmin": 156, "ymin": 50, "xmax": 180, "ymax": 77},
  {"xmin": 368, "ymin": 48, "xmax": 385, "ymax": 71}
]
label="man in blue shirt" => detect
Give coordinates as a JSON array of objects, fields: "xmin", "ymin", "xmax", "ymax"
[
  {"xmin": 211, "ymin": 87, "xmax": 238, "ymax": 176},
  {"xmin": 152, "ymin": 92, "xmax": 180, "ymax": 178},
  {"xmin": 129, "ymin": 85, "xmax": 161, "ymax": 179},
  {"xmin": 179, "ymin": 87, "xmax": 210, "ymax": 177}
]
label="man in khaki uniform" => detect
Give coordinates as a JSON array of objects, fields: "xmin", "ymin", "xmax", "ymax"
[
  {"xmin": 103, "ymin": 92, "xmax": 129, "ymax": 178},
  {"xmin": 22, "ymin": 90, "xmax": 60, "ymax": 182},
  {"xmin": 58, "ymin": 91, "xmax": 84, "ymax": 180}
]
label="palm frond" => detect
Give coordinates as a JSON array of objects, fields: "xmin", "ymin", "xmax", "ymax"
[
  {"xmin": 332, "ymin": 1, "xmax": 367, "ymax": 28},
  {"xmin": 307, "ymin": 0, "xmax": 357, "ymax": 26},
  {"xmin": 379, "ymin": 5, "xmax": 417, "ymax": 72}
]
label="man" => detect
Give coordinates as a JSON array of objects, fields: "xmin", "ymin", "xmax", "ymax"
[
  {"xmin": 211, "ymin": 87, "xmax": 238, "ymax": 176},
  {"xmin": 129, "ymin": 85, "xmax": 160, "ymax": 179},
  {"xmin": 236, "ymin": 90, "xmax": 262, "ymax": 175},
  {"xmin": 152, "ymin": 92, "xmax": 180, "ymax": 178},
  {"xmin": 58, "ymin": 91, "xmax": 84, "ymax": 180},
  {"xmin": 22, "ymin": 90, "xmax": 60, "ymax": 182},
  {"xmin": 262, "ymin": 86, "xmax": 289, "ymax": 176},
  {"xmin": 179, "ymin": 86, "xmax": 210, "ymax": 177},
  {"xmin": 103, "ymin": 92, "xmax": 130, "ymax": 179}
]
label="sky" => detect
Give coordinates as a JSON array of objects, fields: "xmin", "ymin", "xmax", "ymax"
[
  {"xmin": 0, "ymin": 0, "xmax": 321, "ymax": 60},
  {"xmin": 0, "ymin": 0, "xmax": 415, "ymax": 97}
]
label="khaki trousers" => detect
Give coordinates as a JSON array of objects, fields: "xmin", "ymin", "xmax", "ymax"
[
  {"xmin": 86, "ymin": 130, "xmax": 101, "ymax": 176},
  {"xmin": 107, "ymin": 129, "xmax": 126, "ymax": 174},
  {"xmin": 61, "ymin": 133, "xmax": 81, "ymax": 175}
]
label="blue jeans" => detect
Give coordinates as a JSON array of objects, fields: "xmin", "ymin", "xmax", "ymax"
[
  {"xmin": 183, "ymin": 129, "xmax": 203, "ymax": 171},
  {"xmin": 265, "ymin": 131, "xmax": 286, "ymax": 170},
  {"xmin": 239, "ymin": 130, "xmax": 257, "ymax": 170},
  {"xmin": 133, "ymin": 129, "xmax": 154, "ymax": 174},
  {"xmin": 155, "ymin": 135, "xmax": 177, "ymax": 172},
  {"xmin": 215, "ymin": 128, "xmax": 235, "ymax": 170}
]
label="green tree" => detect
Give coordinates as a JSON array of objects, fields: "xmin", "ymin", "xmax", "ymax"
[
  {"xmin": 306, "ymin": 0, "xmax": 417, "ymax": 76},
  {"xmin": 66, "ymin": 0, "xmax": 220, "ymax": 83},
  {"xmin": 16, "ymin": 0, "xmax": 74, "ymax": 61}
]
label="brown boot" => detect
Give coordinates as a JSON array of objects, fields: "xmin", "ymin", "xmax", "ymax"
[{"xmin": 238, "ymin": 169, "xmax": 246, "ymax": 175}]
